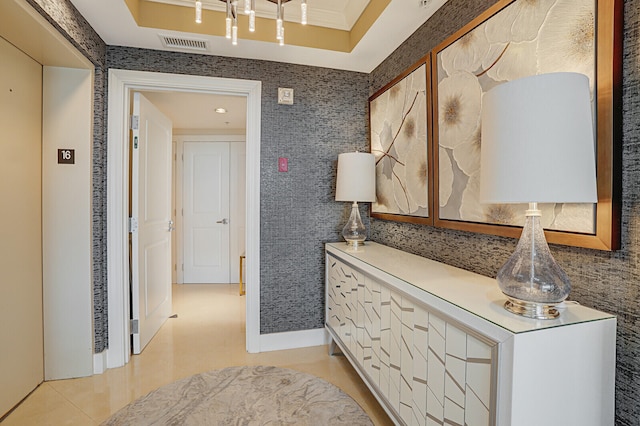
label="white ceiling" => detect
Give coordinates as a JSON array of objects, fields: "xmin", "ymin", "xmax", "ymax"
[
  {"xmin": 69, "ymin": 0, "xmax": 448, "ymax": 129},
  {"xmin": 140, "ymin": 91, "xmax": 247, "ymax": 131}
]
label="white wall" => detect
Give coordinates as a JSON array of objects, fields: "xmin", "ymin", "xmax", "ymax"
[{"xmin": 42, "ymin": 66, "xmax": 94, "ymax": 380}]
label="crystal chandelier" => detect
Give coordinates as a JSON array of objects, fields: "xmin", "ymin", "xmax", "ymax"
[{"xmin": 194, "ymin": 0, "xmax": 308, "ymax": 46}]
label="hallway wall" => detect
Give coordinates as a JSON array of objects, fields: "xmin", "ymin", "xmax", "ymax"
[{"xmin": 106, "ymin": 47, "xmax": 369, "ymax": 332}]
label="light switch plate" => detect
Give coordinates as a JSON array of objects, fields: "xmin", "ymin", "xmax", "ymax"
[
  {"xmin": 278, "ymin": 157, "xmax": 288, "ymax": 172},
  {"xmin": 278, "ymin": 88, "xmax": 294, "ymax": 105}
]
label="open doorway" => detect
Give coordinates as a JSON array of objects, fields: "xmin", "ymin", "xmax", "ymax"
[
  {"xmin": 106, "ymin": 70, "xmax": 262, "ymax": 369},
  {"xmin": 129, "ymin": 91, "xmax": 247, "ymax": 354},
  {"xmin": 138, "ymin": 91, "xmax": 247, "ymax": 286}
]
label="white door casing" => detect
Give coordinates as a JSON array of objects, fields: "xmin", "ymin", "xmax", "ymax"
[
  {"xmin": 229, "ymin": 142, "xmax": 246, "ymax": 284},
  {"xmin": 183, "ymin": 142, "xmax": 231, "ymax": 283},
  {"xmin": 172, "ymin": 141, "xmax": 178, "ymax": 284},
  {"xmin": 131, "ymin": 92, "xmax": 173, "ymax": 354},
  {"xmin": 107, "ymin": 70, "xmax": 262, "ymax": 368}
]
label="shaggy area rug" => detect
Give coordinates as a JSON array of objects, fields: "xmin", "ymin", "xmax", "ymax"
[{"xmin": 101, "ymin": 365, "xmax": 373, "ymax": 425}]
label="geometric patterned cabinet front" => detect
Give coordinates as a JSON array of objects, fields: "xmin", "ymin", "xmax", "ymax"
[
  {"xmin": 325, "ymin": 243, "xmax": 616, "ymax": 426},
  {"xmin": 327, "ymin": 255, "xmax": 496, "ymax": 426}
]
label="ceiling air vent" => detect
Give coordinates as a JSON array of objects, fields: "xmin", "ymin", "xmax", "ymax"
[{"xmin": 159, "ymin": 35, "xmax": 209, "ymax": 52}]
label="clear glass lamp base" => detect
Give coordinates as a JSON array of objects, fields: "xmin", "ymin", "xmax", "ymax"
[
  {"xmin": 497, "ymin": 204, "xmax": 570, "ymax": 320},
  {"xmin": 342, "ymin": 201, "xmax": 367, "ymax": 249}
]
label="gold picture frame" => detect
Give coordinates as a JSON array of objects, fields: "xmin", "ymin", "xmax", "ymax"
[
  {"xmin": 369, "ymin": 55, "xmax": 434, "ymax": 225},
  {"xmin": 431, "ymin": 0, "xmax": 622, "ymax": 250}
]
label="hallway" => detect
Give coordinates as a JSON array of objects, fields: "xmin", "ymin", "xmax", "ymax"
[{"xmin": 2, "ymin": 284, "xmax": 391, "ymax": 425}]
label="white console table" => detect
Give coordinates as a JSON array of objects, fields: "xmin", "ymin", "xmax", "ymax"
[{"xmin": 325, "ymin": 242, "xmax": 615, "ymax": 426}]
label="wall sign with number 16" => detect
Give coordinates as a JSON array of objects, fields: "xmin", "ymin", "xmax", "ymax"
[{"xmin": 57, "ymin": 149, "xmax": 75, "ymax": 164}]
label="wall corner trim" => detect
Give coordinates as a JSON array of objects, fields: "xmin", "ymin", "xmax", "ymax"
[{"xmin": 93, "ymin": 350, "xmax": 107, "ymax": 375}]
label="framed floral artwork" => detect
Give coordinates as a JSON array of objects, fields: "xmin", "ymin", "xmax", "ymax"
[
  {"xmin": 432, "ymin": 0, "xmax": 622, "ymax": 250},
  {"xmin": 369, "ymin": 56, "xmax": 433, "ymax": 225}
]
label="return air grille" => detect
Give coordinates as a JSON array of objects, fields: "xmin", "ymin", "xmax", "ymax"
[{"xmin": 159, "ymin": 35, "xmax": 209, "ymax": 52}]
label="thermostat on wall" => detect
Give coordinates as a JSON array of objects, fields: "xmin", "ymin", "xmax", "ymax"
[{"xmin": 278, "ymin": 88, "xmax": 294, "ymax": 105}]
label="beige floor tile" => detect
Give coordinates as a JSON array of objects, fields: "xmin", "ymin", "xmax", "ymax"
[
  {"xmin": 4, "ymin": 283, "xmax": 393, "ymax": 426},
  {"xmin": 2, "ymin": 383, "xmax": 97, "ymax": 426}
]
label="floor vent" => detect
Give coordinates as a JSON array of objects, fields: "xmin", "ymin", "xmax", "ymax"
[{"xmin": 159, "ymin": 35, "xmax": 209, "ymax": 52}]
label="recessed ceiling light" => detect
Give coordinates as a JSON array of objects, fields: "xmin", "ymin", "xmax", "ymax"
[{"xmin": 215, "ymin": 108, "xmax": 227, "ymax": 114}]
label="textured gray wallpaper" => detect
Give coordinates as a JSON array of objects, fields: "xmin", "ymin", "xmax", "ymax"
[
  {"xmin": 106, "ymin": 47, "xmax": 370, "ymax": 334},
  {"xmin": 370, "ymin": 0, "xmax": 639, "ymax": 424}
]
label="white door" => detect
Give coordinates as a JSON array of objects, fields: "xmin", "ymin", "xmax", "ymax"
[
  {"xmin": 131, "ymin": 92, "xmax": 173, "ymax": 354},
  {"xmin": 183, "ymin": 142, "xmax": 230, "ymax": 283}
]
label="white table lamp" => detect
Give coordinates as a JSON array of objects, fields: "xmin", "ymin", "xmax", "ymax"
[
  {"xmin": 480, "ymin": 72, "xmax": 597, "ymax": 319},
  {"xmin": 336, "ymin": 152, "xmax": 376, "ymax": 247}
]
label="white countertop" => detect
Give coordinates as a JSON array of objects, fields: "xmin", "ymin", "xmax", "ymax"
[{"xmin": 326, "ymin": 242, "xmax": 614, "ymax": 334}]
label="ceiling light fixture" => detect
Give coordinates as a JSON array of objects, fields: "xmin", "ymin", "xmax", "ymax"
[
  {"xmin": 215, "ymin": 107, "xmax": 227, "ymax": 113},
  {"xmin": 301, "ymin": 0, "xmax": 307, "ymax": 25},
  {"xmin": 232, "ymin": 4, "xmax": 239, "ymax": 45},
  {"xmin": 195, "ymin": 0, "xmax": 202, "ymax": 23},
  {"xmin": 275, "ymin": 0, "xmax": 283, "ymax": 41},
  {"xmin": 248, "ymin": 0, "xmax": 256, "ymax": 32},
  {"xmin": 194, "ymin": 0, "xmax": 308, "ymax": 46},
  {"xmin": 225, "ymin": 0, "xmax": 232, "ymax": 39}
]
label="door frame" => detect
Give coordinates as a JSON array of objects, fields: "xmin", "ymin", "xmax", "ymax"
[{"xmin": 106, "ymin": 69, "xmax": 261, "ymax": 368}]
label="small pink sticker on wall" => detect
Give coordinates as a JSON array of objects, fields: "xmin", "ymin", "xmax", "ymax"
[{"xmin": 278, "ymin": 157, "xmax": 288, "ymax": 172}]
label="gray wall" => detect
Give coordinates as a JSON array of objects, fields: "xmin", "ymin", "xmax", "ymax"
[
  {"xmin": 370, "ymin": 0, "xmax": 639, "ymax": 425},
  {"xmin": 105, "ymin": 47, "xmax": 370, "ymax": 333}
]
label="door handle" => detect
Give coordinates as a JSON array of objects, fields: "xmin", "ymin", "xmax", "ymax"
[
  {"xmin": 216, "ymin": 218, "xmax": 228, "ymax": 225},
  {"xmin": 168, "ymin": 220, "xmax": 175, "ymax": 231}
]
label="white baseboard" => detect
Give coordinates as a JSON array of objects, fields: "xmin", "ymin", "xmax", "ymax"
[
  {"xmin": 92, "ymin": 329, "xmax": 329, "ymax": 375},
  {"xmin": 259, "ymin": 328, "xmax": 329, "ymax": 352},
  {"xmin": 93, "ymin": 350, "xmax": 107, "ymax": 374}
]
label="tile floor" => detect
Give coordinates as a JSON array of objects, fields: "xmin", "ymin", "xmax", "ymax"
[{"xmin": 2, "ymin": 284, "xmax": 392, "ymax": 425}]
